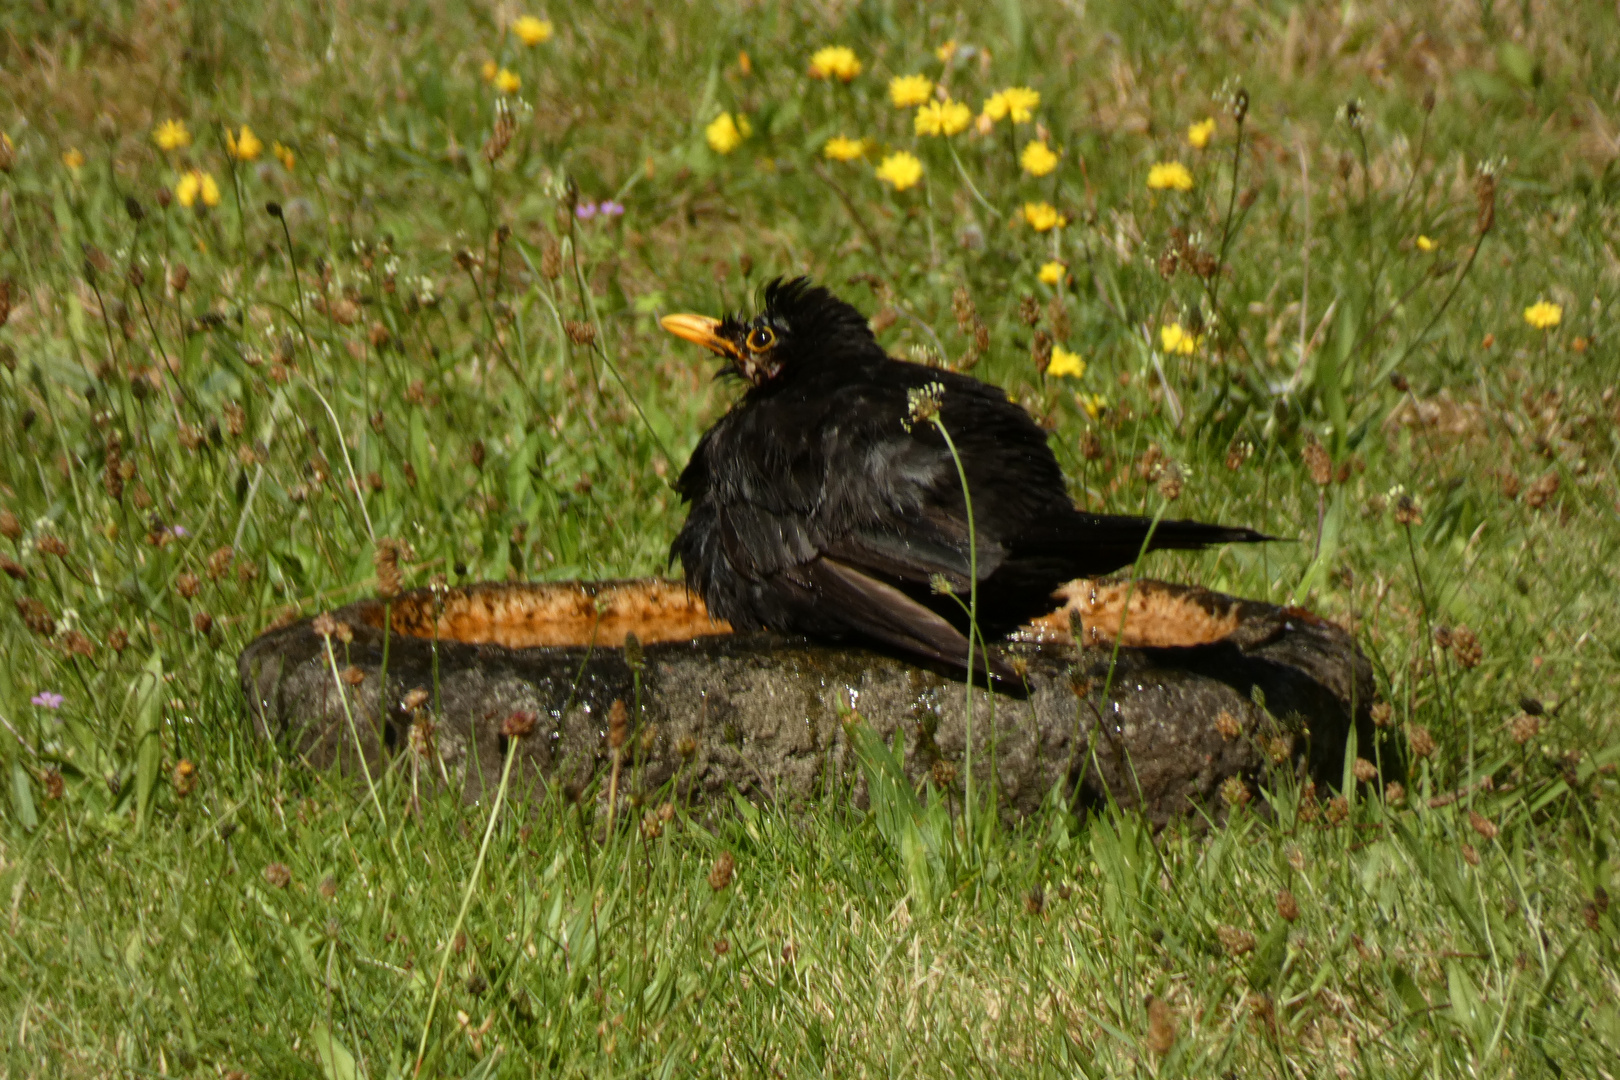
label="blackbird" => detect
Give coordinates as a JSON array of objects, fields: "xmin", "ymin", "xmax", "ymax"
[{"xmin": 660, "ymin": 277, "xmax": 1267, "ymax": 680}]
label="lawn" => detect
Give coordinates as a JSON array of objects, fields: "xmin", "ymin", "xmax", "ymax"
[{"xmin": 2, "ymin": 0, "xmax": 1618, "ymax": 1074}]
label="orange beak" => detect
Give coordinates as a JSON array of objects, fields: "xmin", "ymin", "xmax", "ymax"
[{"xmin": 659, "ymin": 314, "xmax": 742, "ymax": 361}]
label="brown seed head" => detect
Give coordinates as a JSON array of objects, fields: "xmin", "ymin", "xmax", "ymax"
[
  {"xmin": 1407, "ymin": 724, "xmax": 1436, "ymax": 759},
  {"xmin": 641, "ymin": 810, "xmax": 664, "ymax": 839},
  {"xmin": 1225, "ymin": 440, "xmax": 1252, "ymax": 471},
  {"xmin": 1024, "ymin": 886, "xmax": 1045, "ymax": 916},
  {"xmin": 341, "ymin": 664, "xmax": 364, "ymax": 685},
  {"xmin": 207, "ymin": 546, "xmax": 234, "ymax": 580},
  {"xmin": 469, "ymin": 439, "xmax": 486, "ymax": 470},
  {"xmin": 503, "ymin": 709, "xmax": 537, "ymax": 739},
  {"xmin": 1145, "ymin": 996, "xmax": 1177, "ymax": 1057},
  {"xmin": 539, "ymin": 232, "xmax": 562, "ymax": 280},
  {"xmin": 36, "ymin": 534, "xmax": 69, "ymax": 559},
  {"xmin": 409, "ymin": 716, "xmax": 438, "ymax": 759},
  {"xmin": 564, "ymin": 319, "xmax": 597, "ymax": 347},
  {"xmin": 1324, "ymin": 796, "xmax": 1349, "ymax": 826},
  {"xmin": 951, "ymin": 286, "xmax": 977, "ymax": 335},
  {"xmin": 1370, "ymin": 701, "xmax": 1393, "ymax": 727},
  {"xmin": 312, "ymin": 612, "xmax": 338, "ymax": 639},
  {"xmin": 1156, "ymin": 464, "xmax": 1184, "ymax": 502},
  {"xmin": 1475, "ymin": 172, "xmax": 1496, "ymax": 235},
  {"xmin": 1303, "ymin": 440, "xmax": 1332, "ymax": 486},
  {"xmin": 42, "ymin": 768, "xmax": 64, "ymax": 800},
  {"xmin": 713, "ymin": 937, "xmax": 730, "ymax": 956},
  {"xmin": 1583, "ymin": 901, "xmax": 1602, "ymax": 931},
  {"xmin": 63, "ymin": 629, "xmax": 95, "ymax": 657},
  {"xmin": 1220, "ymin": 775, "xmax": 1251, "ymax": 808},
  {"xmin": 1214, "ymin": 710, "xmax": 1242, "ymax": 740},
  {"xmin": 0, "ymin": 554, "xmax": 25, "ymax": 580},
  {"xmin": 1524, "ymin": 471, "xmax": 1559, "ymax": 510},
  {"xmin": 1217, "ymin": 925, "xmax": 1256, "ymax": 956},
  {"xmin": 168, "ymin": 262, "xmax": 190, "ymax": 294},
  {"xmin": 607, "ymin": 698, "xmax": 629, "ymax": 749},
  {"xmin": 708, "ymin": 850, "xmax": 735, "ymax": 891},
  {"xmin": 374, "ymin": 538, "xmax": 403, "ymax": 599},
  {"xmin": 1469, "ymin": 810, "xmax": 1498, "ymax": 841},
  {"xmin": 1393, "ymin": 493, "xmax": 1423, "ymax": 526},
  {"xmin": 1079, "ymin": 429, "xmax": 1103, "ymax": 461},
  {"xmin": 1018, "ymin": 295, "xmax": 1041, "ymax": 327},
  {"xmin": 108, "ymin": 627, "xmax": 128, "ymax": 653},
  {"xmin": 172, "ymin": 758, "xmax": 198, "ymax": 796},
  {"xmin": 677, "ymin": 735, "xmax": 698, "ymax": 759},
  {"xmin": 263, "ymin": 862, "xmax": 292, "ymax": 889},
  {"xmin": 1276, "ymin": 888, "xmax": 1300, "ymax": 922},
  {"xmin": 0, "ymin": 509, "xmax": 20, "ymax": 540},
  {"xmin": 1451, "ymin": 625, "xmax": 1482, "ymax": 669},
  {"xmin": 1461, "ymin": 842, "xmax": 1480, "ymax": 866},
  {"xmin": 1509, "ymin": 713, "xmax": 1540, "ymax": 745},
  {"xmin": 1353, "ymin": 757, "xmax": 1378, "ymax": 783},
  {"xmin": 174, "ymin": 571, "xmax": 201, "ymax": 599},
  {"xmin": 1384, "ymin": 781, "xmax": 1405, "ymax": 804},
  {"xmin": 929, "ymin": 760, "xmax": 958, "ymax": 789},
  {"xmin": 1030, "ymin": 329, "xmax": 1052, "ymax": 374},
  {"xmin": 403, "ymin": 687, "xmax": 430, "ymax": 712},
  {"xmin": 17, "ymin": 597, "xmax": 55, "ymax": 637}
]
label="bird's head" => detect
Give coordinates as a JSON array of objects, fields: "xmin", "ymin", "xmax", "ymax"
[{"xmin": 659, "ymin": 277, "xmax": 878, "ymax": 387}]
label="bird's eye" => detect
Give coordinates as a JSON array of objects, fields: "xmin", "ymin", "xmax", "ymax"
[{"xmin": 746, "ymin": 326, "xmax": 776, "ymax": 352}]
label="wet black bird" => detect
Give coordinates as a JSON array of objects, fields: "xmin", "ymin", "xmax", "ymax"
[{"xmin": 661, "ymin": 278, "xmax": 1267, "ymax": 680}]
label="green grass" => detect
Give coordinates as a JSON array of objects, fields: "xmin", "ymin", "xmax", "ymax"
[{"xmin": 2, "ymin": 0, "xmax": 1619, "ymax": 1074}]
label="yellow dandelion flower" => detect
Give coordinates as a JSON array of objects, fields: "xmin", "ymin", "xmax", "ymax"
[
  {"xmin": 936, "ymin": 40, "xmax": 957, "ymax": 64},
  {"xmin": 889, "ymin": 74, "xmax": 933, "ymax": 108},
  {"xmin": 175, "ymin": 170, "xmax": 202, "ymax": 208},
  {"xmin": 1523, "ymin": 300, "xmax": 1562, "ymax": 330},
  {"xmin": 273, "ymin": 142, "xmax": 295, "ymax": 171},
  {"xmin": 513, "ymin": 16, "xmax": 554, "ymax": 46},
  {"xmin": 823, "ymin": 135, "xmax": 865, "ymax": 162},
  {"xmin": 1159, "ymin": 323, "xmax": 1202, "ymax": 355},
  {"xmin": 199, "ymin": 172, "xmax": 221, "ymax": 207},
  {"xmin": 1187, "ymin": 118, "xmax": 1216, "ymax": 149},
  {"xmin": 1047, "ymin": 346, "xmax": 1085, "ymax": 379},
  {"xmin": 875, "ymin": 151, "xmax": 923, "ymax": 192},
  {"xmin": 1147, "ymin": 161, "xmax": 1194, "ymax": 191},
  {"xmin": 493, "ymin": 68, "xmax": 521, "ymax": 94},
  {"xmin": 1020, "ymin": 140, "xmax": 1058, "ymax": 177},
  {"xmin": 153, "ymin": 119, "xmax": 191, "ymax": 151},
  {"xmin": 809, "ymin": 46, "xmax": 861, "ymax": 82},
  {"xmin": 1415, "ymin": 235, "xmax": 1435, "ymax": 252},
  {"xmin": 1077, "ymin": 392, "xmax": 1108, "ymax": 419},
  {"xmin": 915, "ymin": 99, "xmax": 971, "ymax": 137},
  {"xmin": 1022, "ymin": 201, "xmax": 1066, "ymax": 232},
  {"xmin": 1038, "ymin": 261, "xmax": 1065, "ymax": 285},
  {"xmin": 62, "ymin": 148, "xmax": 86, "ymax": 172},
  {"xmin": 481, "ymin": 59, "xmax": 498, "ymax": 82},
  {"xmin": 706, "ymin": 113, "xmax": 744, "ymax": 155},
  {"xmin": 226, "ymin": 125, "xmax": 263, "ymax": 162},
  {"xmin": 982, "ymin": 86, "xmax": 1039, "ymax": 124}
]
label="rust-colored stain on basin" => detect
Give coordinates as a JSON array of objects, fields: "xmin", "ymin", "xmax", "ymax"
[
  {"xmin": 346, "ymin": 576, "xmax": 1283, "ymax": 652},
  {"xmin": 1016, "ymin": 578, "xmax": 1246, "ymax": 649},
  {"xmin": 361, "ymin": 579, "xmax": 733, "ymax": 648}
]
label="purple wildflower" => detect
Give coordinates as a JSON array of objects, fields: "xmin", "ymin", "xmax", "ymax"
[
  {"xmin": 575, "ymin": 202, "xmax": 598, "ymax": 220},
  {"xmin": 599, "ymin": 201, "xmax": 625, "ymax": 217},
  {"xmin": 170, "ymin": 525, "xmax": 190, "ymax": 537},
  {"xmin": 31, "ymin": 691, "xmax": 65, "ymax": 710}
]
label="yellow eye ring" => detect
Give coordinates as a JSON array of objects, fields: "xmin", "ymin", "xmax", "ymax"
[{"xmin": 746, "ymin": 325, "xmax": 776, "ymax": 352}]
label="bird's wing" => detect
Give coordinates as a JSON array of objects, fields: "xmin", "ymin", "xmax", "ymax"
[{"xmin": 787, "ymin": 556, "xmax": 1020, "ymax": 682}]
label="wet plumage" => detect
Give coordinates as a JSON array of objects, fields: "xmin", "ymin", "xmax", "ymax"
[{"xmin": 662, "ymin": 278, "xmax": 1267, "ymax": 680}]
